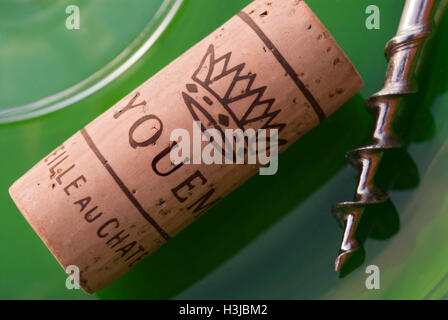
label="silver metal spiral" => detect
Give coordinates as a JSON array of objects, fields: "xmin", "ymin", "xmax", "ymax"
[{"xmin": 332, "ymin": 0, "xmax": 437, "ymax": 272}]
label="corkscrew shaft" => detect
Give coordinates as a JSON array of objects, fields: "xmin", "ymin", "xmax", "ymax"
[{"xmin": 332, "ymin": 0, "xmax": 437, "ymax": 272}]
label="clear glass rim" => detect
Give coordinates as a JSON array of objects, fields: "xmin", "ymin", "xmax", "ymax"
[{"xmin": 0, "ymin": 0, "xmax": 184, "ymax": 124}]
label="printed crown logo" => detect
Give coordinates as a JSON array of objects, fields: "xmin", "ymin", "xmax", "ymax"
[{"xmin": 182, "ymin": 44, "xmax": 287, "ymax": 143}]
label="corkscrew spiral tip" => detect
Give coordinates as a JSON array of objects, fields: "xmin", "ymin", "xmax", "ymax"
[{"xmin": 332, "ymin": 0, "xmax": 436, "ymax": 273}]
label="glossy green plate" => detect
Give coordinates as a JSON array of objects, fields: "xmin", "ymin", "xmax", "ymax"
[{"xmin": 0, "ymin": 0, "xmax": 447, "ymax": 299}]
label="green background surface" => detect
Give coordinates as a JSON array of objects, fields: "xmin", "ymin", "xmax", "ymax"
[
  {"xmin": 0, "ymin": 0, "xmax": 167, "ymax": 108},
  {"xmin": 0, "ymin": 0, "xmax": 447, "ymax": 299}
]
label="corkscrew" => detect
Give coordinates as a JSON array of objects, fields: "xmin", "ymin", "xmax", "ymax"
[{"xmin": 332, "ymin": 0, "xmax": 438, "ymax": 272}]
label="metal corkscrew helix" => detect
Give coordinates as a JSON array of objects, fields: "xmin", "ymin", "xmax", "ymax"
[{"xmin": 332, "ymin": 0, "xmax": 437, "ymax": 272}]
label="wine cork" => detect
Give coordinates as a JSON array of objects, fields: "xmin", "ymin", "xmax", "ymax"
[{"xmin": 10, "ymin": 0, "xmax": 362, "ymax": 293}]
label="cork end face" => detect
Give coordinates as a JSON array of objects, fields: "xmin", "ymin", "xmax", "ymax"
[
  {"xmin": 9, "ymin": 177, "xmax": 38, "ymax": 235},
  {"xmin": 9, "ymin": 181, "xmax": 19, "ymax": 208},
  {"xmin": 9, "ymin": 174, "xmax": 96, "ymax": 294}
]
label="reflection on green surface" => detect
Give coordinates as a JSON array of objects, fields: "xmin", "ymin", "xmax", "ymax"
[
  {"xmin": 0, "ymin": 0, "xmax": 181, "ymax": 123},
  {"xmin": 0, "ymin": 0, "xmax": 447, "ymax": 299}
]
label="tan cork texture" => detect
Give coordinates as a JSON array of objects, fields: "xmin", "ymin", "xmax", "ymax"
[{"xmin": 9, "ymin": 0, "xmax": 363, "ymax": 293}]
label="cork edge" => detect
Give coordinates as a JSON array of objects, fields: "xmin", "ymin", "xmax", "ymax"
[
  {"xmin": 9, "ymin": 181, "xmax": 95, "ymax": 294},
  {"xmin": 240, "ymin": 0, "xmax": 364, "ymax": 119},
  {"xmin": 300, "ymin": 1, "xmax": 364, "ymax": 92}
]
